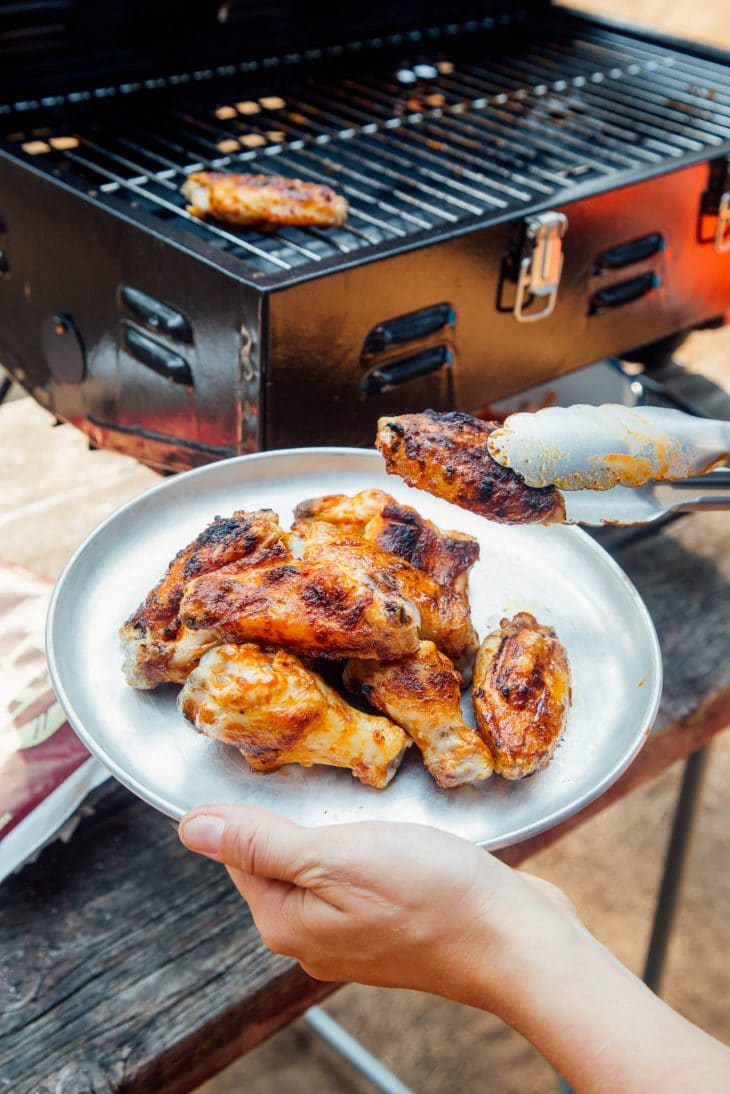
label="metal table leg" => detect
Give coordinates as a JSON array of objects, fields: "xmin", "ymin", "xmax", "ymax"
[
  {"xmin": 642, "ymin": 746, "xmax": 710, "ymax": 993},
  {"xmin": 304, "ymin": 1006, "xmax": 413, "ymax": 1094},
  {"xmin": 0, "ymin": 374, "xmax": 13, "ymax": 406}
]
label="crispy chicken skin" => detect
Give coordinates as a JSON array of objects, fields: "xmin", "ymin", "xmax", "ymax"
[
  {"xmin": 295, "ymin": 522, "xmax": 476, "ymax": 663},
  {"xmin": 294, "ymin": 490, "xmax": 480, "ymax": 590},
  {"xmin": 294, "ymin": 492, "xmax": 480, "ymax": 680},
  {"xmin": 472, "ymin": 612, "xmax": 571, "ymax": 779},
  {"xmin": 293, "ymin": 489, "xmax": 391, "ymax": 537},
  {"xmin": 366, "ymin": 501, "xmax": 479, "ymax": 592},
  {"xmin": 182, "ymin": 171, "xmax": 348, "ymax": 229},
  {"xmin": 179, "ymin": 643, "xmax": 410, "ymax": 788},
  {"xmin": 376, "ymin": 410, "xmax": 566, "ymax": 525},
  {"xmin": 120, "ymin": 509, "xmax": 284, "ymax": 688},
  {"xmin": 178, "ymin": 543, "xmax": 421, "ymax": 661},
  {"xmin": 344, "ymin": 641, "xmax": 492, "ymax": 789}
]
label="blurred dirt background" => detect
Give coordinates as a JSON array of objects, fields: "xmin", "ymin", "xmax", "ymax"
[{"xmin": 197, "ymin": 2, "xmax": 730, "ymax": 1091}]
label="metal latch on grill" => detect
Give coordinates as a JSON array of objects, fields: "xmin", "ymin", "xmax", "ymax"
[
  {"xmin": 513, "ymin": 212, "xmax": 568, "ymax": 322},
  {"xmin": 715, "ymin": 191, "xmax": 730, "ymax": 254},
  {"xmin": 699, "ymin": 154, "xmax": 730, "ymax": 253}
]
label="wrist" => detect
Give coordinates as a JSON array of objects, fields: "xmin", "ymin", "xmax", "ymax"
[{"xmin": 420, "ymin": 856, "xmax": 589, "ymax": 1016}]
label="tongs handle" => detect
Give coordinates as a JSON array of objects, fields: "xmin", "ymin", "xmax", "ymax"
[
  {"xmin": 488, "ymin": 404, "xmax": 730, "ymax": 490},
  {"xmin": 656, "ymin": 468, "xmax": 730, "ymax": 512}
]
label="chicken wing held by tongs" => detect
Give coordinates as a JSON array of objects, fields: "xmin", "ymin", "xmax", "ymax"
[{"xmin": 376, "ymin": 410, "xmax": 566, "ymax": 525}]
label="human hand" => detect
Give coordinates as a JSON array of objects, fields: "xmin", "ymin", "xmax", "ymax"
[{"xmin": 178, "ymin": 804, "xmax": 581, "ymax": 1014}]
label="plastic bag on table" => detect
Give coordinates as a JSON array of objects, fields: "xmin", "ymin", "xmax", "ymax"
[{"xmin": 0, "ymin": 560, "xmax": 108, "ymax": 881}]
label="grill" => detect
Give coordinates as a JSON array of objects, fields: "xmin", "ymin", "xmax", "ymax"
[{"xmin": 1, "ymin": 2, "xmax": 729, "ymax": 468}]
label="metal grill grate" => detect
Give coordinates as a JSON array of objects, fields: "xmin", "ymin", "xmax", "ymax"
[{"xmin": 3, "ymin": 12, "xmax": 730, "ymax": 282}]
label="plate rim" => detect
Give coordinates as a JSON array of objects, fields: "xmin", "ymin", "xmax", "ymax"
[{"xmin": 46, "ymin": 446, "xmax": 663, "ymax": 847}]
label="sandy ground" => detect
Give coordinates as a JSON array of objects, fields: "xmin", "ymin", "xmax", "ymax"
[{"xmin": 199, "ymin": 3, "xmax": 730, "ymax": 1091}]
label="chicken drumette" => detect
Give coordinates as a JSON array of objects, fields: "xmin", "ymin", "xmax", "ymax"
[
  {"xmin": 179, "ymin": 643, "xmax": 410, "ymax": 788},
  {"xmin": 472, "ymin": 612, "xmax": 571, "ymax": 779},
  {"xmin": 344, "ymin": 641, "xmax": 492, "ymax": 788},
  {"xmin": 120, "ymin": 509, "xmax": 284, "ymax": 688},
  {"xmin": 376, "ymin": 410, "xmax": 566, "ymax": 525}
]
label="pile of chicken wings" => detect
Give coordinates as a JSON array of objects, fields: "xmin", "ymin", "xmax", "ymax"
[{"xmin": 121, "ymin": 481, "xmax": 571, "ymax": 791}]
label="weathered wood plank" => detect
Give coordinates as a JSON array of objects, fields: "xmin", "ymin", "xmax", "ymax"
[{"xmin": 0, "ymin": 787, "xmax": 335, "ymax": 1094}]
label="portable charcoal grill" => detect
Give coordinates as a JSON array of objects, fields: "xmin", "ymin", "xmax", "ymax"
[{"xmin": 1, "ymin": 0, "xmax": 729, "ymax": 470}]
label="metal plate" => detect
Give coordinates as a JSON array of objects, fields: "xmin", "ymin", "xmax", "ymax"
[{"xmin": 46, "ymin": 448, "xmax": 662, "ymax": 850}]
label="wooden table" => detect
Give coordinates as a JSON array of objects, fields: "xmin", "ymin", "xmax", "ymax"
[{"xmin": 0, "ymin": 394, "xmax": 728, "ymax": 1094}]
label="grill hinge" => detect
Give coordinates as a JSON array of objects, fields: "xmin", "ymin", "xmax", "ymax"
[{"xmin": 512, "ymin": 212, "xmax": 568, "ymax": 323}]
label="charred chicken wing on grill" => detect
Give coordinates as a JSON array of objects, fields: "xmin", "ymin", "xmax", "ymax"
[
  {"xmin": 182, "ymin": 171, "xmax": 348, "ymax": 229},
  {"xmin": 344, "ymin": 641, "xmax": 493, "ymax": 788},
  {"xmin": 472, "ymin": 612, "xmax": 571, "ymax": 779},
  {"xmin": 376, "ymin": 410, "xmax": 566, "ymax": 525},
  {"xmin": 179, "ymin": 643, "xmax": 410, "ymax": 789},
  {"xmin": 120, "ymin": 509, "xmax": 284, "ymax": 688},
  {"xmin": 178, "ymin": 540, "xmax": 421, "ymax": 661}
]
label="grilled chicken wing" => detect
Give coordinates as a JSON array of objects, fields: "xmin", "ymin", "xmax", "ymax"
[
  {"xmin": 182, "ymin": 171, "xmax": 348, "ymax": 229},
  {"xmin": 472, "ymin": 613, "xmax": 571, "ymax": 779},
  {"xmin": 294, "ymin": 490, "xmax": 480, "ymax": 589},
  {"xmin": 293, "ymin": 489, "xmax": 391, "ymax": 537},
  {"xmin": 179, "ymin": 643, "xmax": 410, "ymax": 788},
  {"xmin": 295, "ymin": 492, "xmax": 480, "ymax": 680},
  {"xmin": 120, "ymin": 509, "xmax": 284, "ymax": 688},
  {"xmin": 366, "ymin": 500, "xmax": 479, "ymax": 591},
  {"xmin": 295, "ymin": 521, "xmax": 475, "ymax": 662},
  {"xmin": 178, "ymin": 543, "xmax": 421, "ymax": 661},
  {"xmin": 376, "ymin": 410, "xmax": 566, "ymax": 525},
  {"xmin": 344, "ymin": 641, "xmax": 492, "ymax": 788}
]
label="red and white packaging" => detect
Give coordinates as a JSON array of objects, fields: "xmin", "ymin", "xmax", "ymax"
[{"xmin": 0, "ymin": 560, "xmax": 108, "ymax": 881}]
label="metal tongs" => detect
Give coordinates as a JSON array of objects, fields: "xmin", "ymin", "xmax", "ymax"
[{"xmin": 487, "ymin": 404, "xmax": 730, "ymax": 526}]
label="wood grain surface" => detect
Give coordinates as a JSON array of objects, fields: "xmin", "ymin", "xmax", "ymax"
[{"xmin": 0, "ymin": 788, "xmax": 335, "ymax": 1094}]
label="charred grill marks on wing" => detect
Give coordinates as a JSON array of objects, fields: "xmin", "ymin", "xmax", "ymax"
[
  {"xmin": 375, "ymin": 409, "xmax": 566, "ymax": 525},
  {"xmin": 472, "ymin": 612, "xmax": 572, "ymax": 779}
]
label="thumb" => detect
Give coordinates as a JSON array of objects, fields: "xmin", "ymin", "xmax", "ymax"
[{"xmin": 179, "ymin": 804, "xmax": 317, "ymax": 884}]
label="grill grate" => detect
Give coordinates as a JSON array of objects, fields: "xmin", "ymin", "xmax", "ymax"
[{"xmin": 3, "ymin": 11, "xmax": 730, "ymax": 282}]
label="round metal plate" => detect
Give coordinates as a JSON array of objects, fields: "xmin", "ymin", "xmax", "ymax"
[{"xmin": 46, "ymin": 448, "xmax": 662, "ymax": 850}]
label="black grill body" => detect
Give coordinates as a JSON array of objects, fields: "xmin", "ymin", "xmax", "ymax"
[{"xmin": 1, "ymin": 2, "xmax": 729, "ymax": 469}]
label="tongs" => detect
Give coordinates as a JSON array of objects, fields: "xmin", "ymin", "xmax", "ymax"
[{"xmin": 487, "ymin": 404, "xmax": 730, "ymax": 526}]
